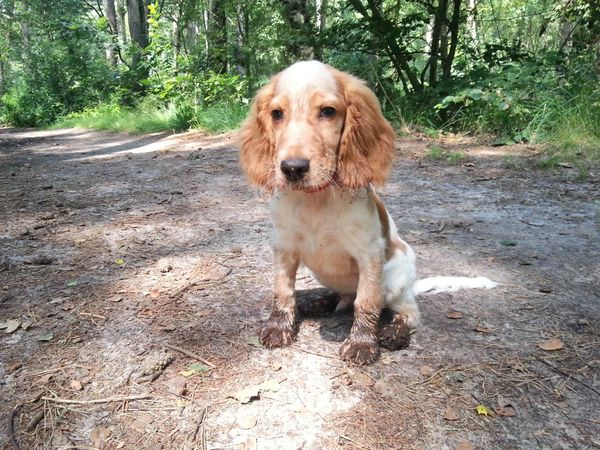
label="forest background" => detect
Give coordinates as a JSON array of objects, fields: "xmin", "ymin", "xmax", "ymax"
[{"xmin": 0, "ymin": 0, "xmax": 598, "ymax": 166}]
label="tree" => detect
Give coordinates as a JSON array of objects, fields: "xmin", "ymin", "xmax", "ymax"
[{"xmin": 104, "ymin": 0, "xmax": 118, "ymax": 65}]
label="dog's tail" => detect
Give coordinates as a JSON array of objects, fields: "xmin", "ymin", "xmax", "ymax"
[{"xmin": 413, "ymin": 276, "xmax": 497, "ymax": 295}]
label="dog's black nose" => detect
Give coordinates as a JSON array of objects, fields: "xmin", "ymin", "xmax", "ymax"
[{"xmin": 281, "ymin": 159, "xmax": 310, "ymax": 181}]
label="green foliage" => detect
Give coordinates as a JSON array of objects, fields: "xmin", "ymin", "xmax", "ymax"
[
  {"xmin": 0, "ymin": 0, "xmax": 598, "ymax": 163},
  {"xmin": 426, "ymin": 145, "xmax": 467, "ymax": 164},
  {"xmin": 192, "ymin": 102, "xmax": 249, "ymax": 133},
  {"xmin": 53, "ymin": 100, "xmax": 192, "ymax": 133}
]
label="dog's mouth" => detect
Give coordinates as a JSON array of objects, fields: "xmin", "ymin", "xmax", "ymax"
[
  {"xmin": 292, "ymin": 181, "xmax": 332, "ymax": 194},
  {"xmin": 283, "ymin": 174, "xmax": 337, "ymax": 193}
]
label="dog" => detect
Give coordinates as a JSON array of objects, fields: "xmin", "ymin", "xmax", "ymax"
[{"xmin": 239, "ymin": 61, "xmax": 495, "ymax": 365}]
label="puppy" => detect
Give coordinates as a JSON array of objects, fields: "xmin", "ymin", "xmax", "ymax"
[{"xmin": 239, "ymin": 61, "xmax": 419, "ymax": 365}]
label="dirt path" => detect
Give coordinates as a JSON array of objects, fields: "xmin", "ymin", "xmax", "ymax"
[{"xmin": 1, "ymin": 127, "xmax": 599, "ymax": 450}]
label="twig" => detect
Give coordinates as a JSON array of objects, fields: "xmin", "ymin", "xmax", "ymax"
[
  {"xmin": 163, "ymin": 343, "xmax": 217, "ymax": 368},
  {"xmin": 537, "ymin": 358, "xmax": 600, "ymax": 398},
  {"xmin": 25, "ymin": 410, "xmax": 44, "ymax": 431},
  {"xmin": 291, "ymin": 345, "xmax": 336, "ymax": 359},
  {"xmin": 41, "ymin": 394, "xmax": 150, "ymax": 405},
  {"xmin": 9, "ymin": 403, "xmax": 21, "ymax": 450},
  {"xmin": 190, "ymin": 406, "xmax": 207, "ymax": 442}
]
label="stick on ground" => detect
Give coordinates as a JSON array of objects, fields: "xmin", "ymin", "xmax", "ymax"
[
  {"xmin": 163, "ymin": 343, "xmax": 217, "ymax": 368},
  {"xmin": 41, "ymin": 394, "xmax": 150, "ymax": 405}
]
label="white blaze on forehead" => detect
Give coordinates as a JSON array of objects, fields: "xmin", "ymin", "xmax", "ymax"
[{"xmin": 276, "ymin": 60, "xmax": 337, "ymax": 95}]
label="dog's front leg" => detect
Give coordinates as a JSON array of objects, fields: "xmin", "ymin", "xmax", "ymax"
[
  {"xmin": 340, "ymin": 258, "xmax": 384, "ymax": 365},
  {"xmin": 259, "ymin": 248, "xmax": 299, "ymax": 348}
]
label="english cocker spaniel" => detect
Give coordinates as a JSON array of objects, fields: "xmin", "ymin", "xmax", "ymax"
[{"xmin": 239, "ymin": 61, "xmax": 494, "ymax": 365}]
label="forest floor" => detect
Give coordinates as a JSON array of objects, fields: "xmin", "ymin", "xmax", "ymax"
[{"xmin": 1, "ymin": 127, "xmax": 599, "ymax": 450}]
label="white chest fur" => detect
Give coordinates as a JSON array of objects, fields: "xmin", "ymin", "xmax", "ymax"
[{"xmin": 270, "ymin": 187, "xmax": 386, "ymax": 293}]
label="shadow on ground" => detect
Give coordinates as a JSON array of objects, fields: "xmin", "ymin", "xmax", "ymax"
[{"xmin": 1, "ymin": 128, "xmax": 599, "ymax": 449}]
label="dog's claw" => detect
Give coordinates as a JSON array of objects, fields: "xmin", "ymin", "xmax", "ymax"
[
  {"xmin": 339, "ymin": 338, "xmax": 380, "ymax": 365},
  {"xmin": 259, "ymin": 322, "xmax": 295, "ymax": 348}
]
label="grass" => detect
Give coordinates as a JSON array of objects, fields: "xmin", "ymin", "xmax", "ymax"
[
  {"xmin": 426, "ymin": 145, "xmax": 468, "ymax": 165},
  {"xmin": 52, "ymin": 100, "xmax": 248, "ymax": 134},
  {"xmin": 192, "ymin": 103, "xmax": 248, "ymax": 133}
]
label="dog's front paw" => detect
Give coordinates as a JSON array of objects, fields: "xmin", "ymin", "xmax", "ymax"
[
  {"xmin": 260, "ymin": 322, "xmax": 295, "ymax": 348},
  {"xmin": 379, "ymin": 315, "xmax": 411, "ymax": 350},
  {"xmin": 339, "ymin": 338, "xmax": 380, "ymax": 365}
]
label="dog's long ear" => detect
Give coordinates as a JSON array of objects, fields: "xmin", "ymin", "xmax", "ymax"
[
  {"xmin": 239, "ymin": 78, "xmax": 277, "ymax": 189},
  {"xmin": 335, "ymin": 72, "xmax": 395, "ymax": 189}
]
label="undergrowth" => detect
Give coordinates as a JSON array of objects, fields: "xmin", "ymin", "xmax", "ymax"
[
  {"xmin": 426, "ymin": 145, "xmax": 468, "ymax": 165},
  {"xmin": 52, "ymin": 100, "xmax": 247, "ymax": 134}
]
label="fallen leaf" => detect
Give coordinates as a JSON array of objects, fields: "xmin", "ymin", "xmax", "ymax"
[
  {"xmin": 443, "ymin": 406, "xmax": 460, "ymax": 421},
  {"xmin": 66, "ymin": 280, "xmax": 78, "ymax": 287},
  {"xmin": 419, "ymin": 365, "xmax": 436, "ymax": 377},
  {"xmin": 475, "ymin": 404, "xmax": 493, "ymax": 416},
  {"xmin": 259, "ymin": 379, "xmax": 281, "ymax": 392},
  {"xmin": 238, "ymin": 415, "xmax": 258, "ymax": 430},
  {"xmin": 446, "ymin": 371, "xmax": 466, "ymax": 383},
  {"xmin": 70, "ymin": 380, "xmax": 83, "ymax": 391},
  {"xmin": 148, "ymin": 288, "xmax": 161, "ymax": 299},
  {"xmin": 115, "ymin": 258, "xmax": 125, "ymax": 266},
  {"xmin": 474, "ymin": 325, "xmax": 491, "ymax": 333},
  {"xmin": 4, "ymin": 319, "xmax": 21, "ymax": 334},
  {"xmin": 90, "ymin": 427, "xmax": 111, "ymax": 448},
  {"xmin": 347, "ymin": 368, "xmax": 376, "ymax": 387},
  {"xmin": 380, "ymin": 354, "xmax": 394, "ymax": 365},
  {"xmin": 538, "ymin": 339, "xmax": 564, "ymax": 351},
  {"xmin": 454, "ymin": 441, "xmax": 475, "ymax": 450},
  {"xmin": 245, "ymin": 335, "xmax": 262, "ymax": 348},
  {"xmin": 179, "ymin": 363, "xmax": 210, "ymax": 377},
  {"xmin": 539, "ymin": 286, "xmax": 552, "ymax": 293},
  {"xmin": 231, "ymin": 386, "xmax": 260, "ymax": 404},
  {"xmin": 500, "ymin": 239, "xmax": 517, "ymax": 247},
  {"xmin": 446, "ymin": 310, "xmax": 463, "ymax": 319},
  {"xmin": 8, "ymin": 363, "xmax": 23, "ymax": 372},
  {"xmin": 236, "ymin": 436, "xmax": 257, "ymax": 450},
  {"xmin": 496, "ymin": 405, "xmax": 517, "ymax": 417},
  {"xmin": 196, "ymin": 308, "xmax": 213, "ymax": 318},
  {"xmin": 164, "ymin": 376, "xmax": 187, "ymax": 395},
  {"xmin": 37, "ymin": 332, "xmax": 54, "ymax": 342}
]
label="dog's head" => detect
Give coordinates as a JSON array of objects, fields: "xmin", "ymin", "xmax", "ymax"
[{"xmin": 239, "ymin": 61, "xmax": 395, "ymax": 192}]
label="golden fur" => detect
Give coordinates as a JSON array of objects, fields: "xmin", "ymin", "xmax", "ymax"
[
  {"xmin": 240, "ymin": 63, "xmax": 395, "ymax": 191},
  {"xmin": 239, "ymin": 61, "xmax": 416, "ymax": 365}
]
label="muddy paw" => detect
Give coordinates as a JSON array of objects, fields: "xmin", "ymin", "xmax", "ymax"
[
  {"xmin": 339, "ymin": 339, "xmax": 380, "ymax": 365},
  {"xmin": 259, "ymin": 322, "xmax": 295, "ymax": 348},
  {"xmin": 379, "ymin": 316, "xmax": 411, "ymax": 350}
]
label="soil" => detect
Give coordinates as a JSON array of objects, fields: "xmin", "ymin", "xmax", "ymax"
[{"xmin": 1, "ymin": 127, "xmax": 599, "ymax": 450}]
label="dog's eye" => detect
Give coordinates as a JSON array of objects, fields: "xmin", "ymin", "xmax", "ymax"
[
  {"xmin": 271, "ymin": 109, "xmax": 284, "ymax": 121},
  {"xmin": 320, "ymin": 107, "xmax": 336, "ymax": 118}
]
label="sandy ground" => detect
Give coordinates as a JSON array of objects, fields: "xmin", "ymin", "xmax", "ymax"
[{"xmin": 1, "ymin": 127, "xmax": 599, "ymax": 450}]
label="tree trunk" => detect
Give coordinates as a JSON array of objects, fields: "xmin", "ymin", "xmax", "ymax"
[
  {"xmin": 467, "ymin": 0, "xmax": 477, "ymax": 45},
  {"xmin": 0, "ymin": 60, "xmax": 5, "ymax": 95},
  {"xmin": 127, "ymin": 0, "xmax": 149, "ymax": 80},
  {"xmin": 127, "ymin": 0, "xmax": 149, "ymax": 50},
  {"xmin": 429, "ymin": 0, "xmax": 449, "ymax": 87},
  {"xmin": 104, "ymin": 0, "xmax": 118, "ymax": 65},
  {"xmin": 314, "ymin": 0, "xmax": 328, "ymax": 61},
  {"xmin": 117, "ymin": 0, "xmax": 127, "ymax": 45},
  {"xmin": 280, "ymin": 0, "xmax": 314, "ymax": 61},
  {"xmin": 207, "ymin": 0, "xmax": 227, "ymax": 73},
  {"xmin": 442, "ymin": 0, "xmax": 461, "ymax": 80},
  {"xmin": 348, "ymin": 0, "xmax": 423, "ymax": 94}
]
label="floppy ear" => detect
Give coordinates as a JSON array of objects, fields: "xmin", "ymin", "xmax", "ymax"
[
  {"xmin": 239, "ymin": 78, "xmax": 277, "ymax": 189},
  {"xmin": 335, "ymin": 73, "xmax": 395, "ymax": 189}
]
